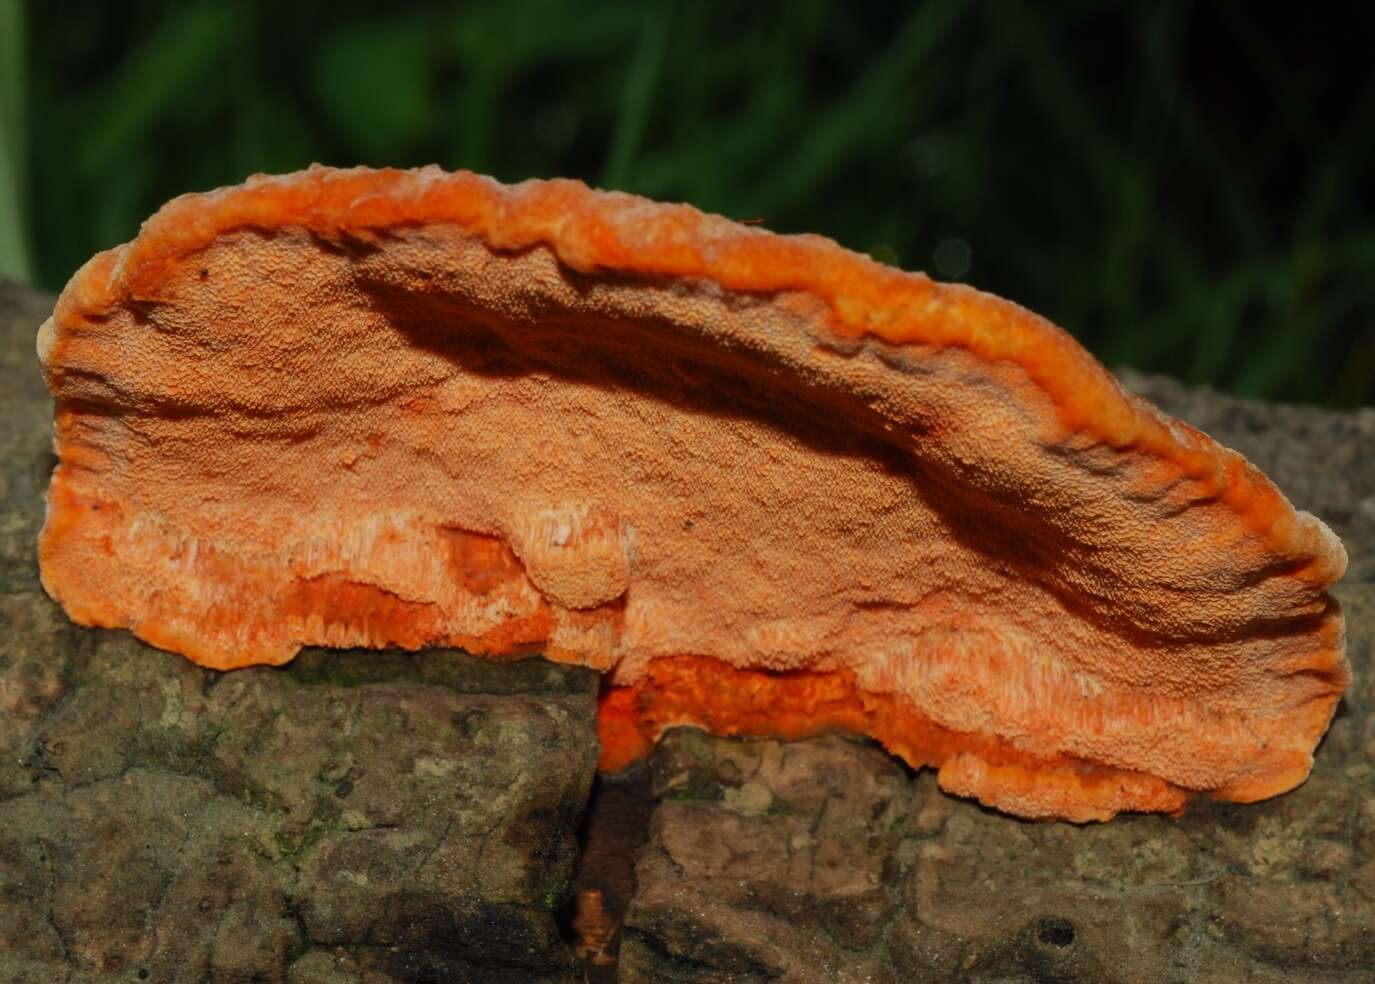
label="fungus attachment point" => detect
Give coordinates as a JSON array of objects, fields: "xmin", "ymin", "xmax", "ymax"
[{"xmin": 38, "ymin": 166, "xmax": 1348, "ymax": 822}]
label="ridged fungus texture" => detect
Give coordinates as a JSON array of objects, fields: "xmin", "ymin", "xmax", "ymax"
[{"xmin": 37, "ymin": 165, "xmax": 1348, "ymax": 822}]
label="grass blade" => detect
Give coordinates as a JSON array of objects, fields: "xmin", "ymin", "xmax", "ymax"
[
  {"xmin": 602, "ymin": 3, "xmax": 672, "ymax": 190},
  {"xmin": 0, "ymin": 0, "xmax": 31, "ymax": 283}
]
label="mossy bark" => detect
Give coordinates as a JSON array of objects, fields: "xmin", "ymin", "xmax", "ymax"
[{"xmin": 5, "ymin": 279, "xmax": 1374, "ymax": 981}]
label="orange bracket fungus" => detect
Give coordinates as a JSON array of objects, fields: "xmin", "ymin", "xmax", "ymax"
[{"xmin": 37, "ymin": 166, "xmax": 1348, "ymax": 822}]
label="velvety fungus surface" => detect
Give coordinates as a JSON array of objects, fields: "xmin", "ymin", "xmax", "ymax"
[{"xmin": 38, "ymin": 166, "xmax": 1348, "ymax": 821}]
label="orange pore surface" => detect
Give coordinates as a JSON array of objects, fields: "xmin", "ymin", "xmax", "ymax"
[
  {"xmin": 597, "ymin": 657, "xmax": 1191, "ymax": 822},
  {"xmin": 37, "ymin": 166, "xmax": 1349, "ymax": 822}
]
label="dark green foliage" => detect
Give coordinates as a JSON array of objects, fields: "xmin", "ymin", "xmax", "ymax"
[{"xmin": 6, "ymin": 0, "xmax": 1373, "ymax": 404}]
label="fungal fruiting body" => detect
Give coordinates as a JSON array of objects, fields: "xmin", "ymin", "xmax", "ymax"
[{"xmin": 38, "ymin": 166, "xmax": 1348, "ymax": 822}]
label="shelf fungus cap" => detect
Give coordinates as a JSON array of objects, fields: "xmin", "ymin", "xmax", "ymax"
[{"xmin": 37, "ymin": 165, "xmax": 1349, "ymax": 822}]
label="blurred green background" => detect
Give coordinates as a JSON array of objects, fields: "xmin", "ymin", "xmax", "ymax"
[{"xmin": 2, "ymin": 0, "xmax": 1371, "ymax": 405}]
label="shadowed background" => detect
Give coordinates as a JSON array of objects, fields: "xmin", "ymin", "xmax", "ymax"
[{"xmin": 1, "ymin": 0, "xmax": 1371, "ymax": 405}]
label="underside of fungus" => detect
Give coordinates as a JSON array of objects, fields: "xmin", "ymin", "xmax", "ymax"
[{"xmin": 38, "ymin": 166, "xmax": 1348, "ymax": 822}]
